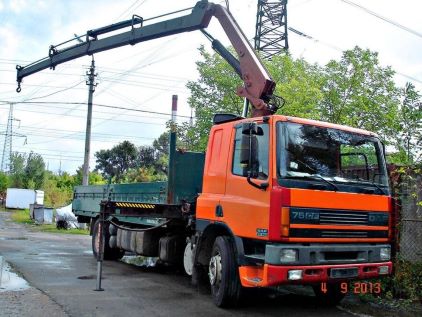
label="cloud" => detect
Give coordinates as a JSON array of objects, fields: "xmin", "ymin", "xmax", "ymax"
[
  {"xmin": 0, "ymin": 24, "xmax": 19, "ymax": 58},
  {"xmin": 9, "ymin": 0, "xmax": 27, "ymax": 14}
]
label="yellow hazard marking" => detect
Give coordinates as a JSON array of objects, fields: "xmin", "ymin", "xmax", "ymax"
[{"xmin": 115, "ymin": 202, "xmax": 155, "ymax": 209}]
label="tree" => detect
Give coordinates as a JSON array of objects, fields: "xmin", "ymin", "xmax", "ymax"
[
  {"xmin": 137, "ymin": 143, "xmax": 168, "ymax": 177},
  {"xmin": 0, "ymin": 171, "xmax": 9, "ymax": 195},
  {"xmin": 9, "ymin": 152, "xmax": 26, "ymax": 188},
  {"xmin": 185, "ymin": 47, "xmax": 326, "ymax": 151},
  {"xmin": 320, "ymin": 46, "xmax": 400, "ymax": 140},
  {"xmin": 74, "ymin": 166, "xmax": 105, "ymax": 186},
  {"xmin": 186, "ymin": 46, "xmax": 243, "ymax": 151},
  {"xmin": 138, "ymin": 146, "xmax": 156, "ymax": 168},
  {"xmin": 43, "ymin": 171, "xmax": 73, "ymax": 208},
  {"xmin": 94, "ymin": 141, "xmax": 138, "ymax": 183},
  {"xmin": 395, "ymin": 82, "xmax": 422, "ymax": 164},
  {"xmin": 186, "ymin": 45, "xmax": 406, "ymax": 153},
  {"xmin": 267, "ymin": 54, "xmax": 325, "ymax": 119},
  {"xmin": 152, "ymin": 132, "xmax": 170, "ymax": 157},
  {"xmin": 24, "ymin": 152, "xmax": 45, "ymax": 189},
  {"xmin": 8, "ymin": 152, "xmax": 46, "ymax": 189}
]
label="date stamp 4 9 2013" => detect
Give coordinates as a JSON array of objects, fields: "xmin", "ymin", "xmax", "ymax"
[{"xmin": 320, "ymin": 282, "xmax": 382, "ymax": 294}]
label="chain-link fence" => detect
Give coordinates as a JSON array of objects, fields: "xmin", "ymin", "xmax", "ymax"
[{"xmin": 392, "ymin": 166, "xmax": 422, "ymax": 263}]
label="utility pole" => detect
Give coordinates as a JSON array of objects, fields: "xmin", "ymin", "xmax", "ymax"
[
  {"xmin": 1, "ymin": 103, "xmax": 26, "ymax": 173},
  {"xmin": 254, "ymin": 0, "xmax": 289, "ymax": 59},
  {"xmin": 82, "ymin": 57, "xmax": 97, "ymax": 185}
]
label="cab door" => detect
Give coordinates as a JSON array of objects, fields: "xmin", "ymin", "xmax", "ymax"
[{"xmin": 219, "ymin": 122, "xmax": 272, "ymax": 240}]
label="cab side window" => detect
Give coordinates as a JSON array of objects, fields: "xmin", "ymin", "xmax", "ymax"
[{"xmin": 232, "ymin": 124, "xmax": 269, "ymax": 179}]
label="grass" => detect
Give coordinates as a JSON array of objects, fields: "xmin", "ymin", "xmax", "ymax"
[
  {"xmin": 38, "ymin": 224, "xmax": 89, "ymax": 235},
  {"xmin": 4, "ymin": 207, "xmax": 89, "ymax": 235},
  {"xmin": 10, "ymin": 208, "xmax": 33, "ymax": 224}
]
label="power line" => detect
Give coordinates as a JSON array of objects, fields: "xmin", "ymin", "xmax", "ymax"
[
  {"xmin": 0, "ymin": 106, "xmax": 181, "ymax": 127},
  {"xmin": 0, "ymin": 103, "xmax": 170, "ymax": 124},
  {"xmin": 288, "ymin": 26, "xmax": 422, "ymax": 85},
  {"xmin": 114, "ymin": 0, "xmax": 142, "ymax": 21},
  {"xmin": 22, "ymin": 80, "xmax": 85, "ymax": 102},
  {"xmin": 340, "ymin": 0, "xmax": 422, "ymax": 40},
  {"xmin": 0, "ymin": 100, "xmax": 192, "ymax": 118},
  {"xmin": 0, "ymin": 124, "xmax": 157, "ymax": 141}
]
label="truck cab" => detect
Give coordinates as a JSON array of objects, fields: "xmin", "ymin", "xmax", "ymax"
[{"xmin": 196, "ymin": 114, "xmax": 392, "ymax": 304}]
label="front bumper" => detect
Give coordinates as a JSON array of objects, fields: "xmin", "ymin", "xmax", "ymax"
[{"xmin": 238, "ymin": 261, "xmax": 392, "ymax": 287}]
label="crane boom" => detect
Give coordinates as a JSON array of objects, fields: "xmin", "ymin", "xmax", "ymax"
[{"xmin": 16, "ymin": 1, "xmax": 276, "ymax": 116}]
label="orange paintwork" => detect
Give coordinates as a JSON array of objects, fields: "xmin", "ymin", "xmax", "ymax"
[
  {"xmin": 290, "ymin": 188, "xmax": 390, "ymax": 211},
  {"xmin": 288, "ymin": 237, "xmax": 388, "ymax": 243},
  {"xmin": 222, "ymin": 117, "xmax": 272, "ymax": 239},
  {"xmin": 201, "ymin": 127, "xmax": 230, "ymax": 195},
  {"xmin": 238, "ymin": 265, "xmax": 269, "ymax": 287},
  {"xmin": 197, "ymin": 117, "xmax": 273, "ymax": 239},
  {"xmin": 197, "ymin": 115, "xmax": 392, "ymax": 243},
  {"xmin": 272, "ymin": 114, "xmax": 377, "ymax": 137},
  {"xmin": 239, "ymin": 262, "xmax": 393, "ymax": 287},
  {"xmin": 280, "ymin": 206, "xmax": 289, "ymax": 236}
]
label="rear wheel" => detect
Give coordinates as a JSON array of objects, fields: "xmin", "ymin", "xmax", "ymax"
[
  {"xmin": 92, "ymin": 218, "xmax": 125, "ymax": 261},
  {"xmin": 209, "ymin": 236, "xmax": 242, "ymax": 307},
  {"xmin": 312, "ymin": 282, "xmax": 345, "ymax": 306}
]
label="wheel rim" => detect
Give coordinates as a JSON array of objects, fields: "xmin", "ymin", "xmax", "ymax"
[
  {"xmin": 183, "ymin": 242, "xmax": 193, "ymax": 276},
  {"xmin": 209, "ymin": 252, "xmax": 222, "ymax": 286}
]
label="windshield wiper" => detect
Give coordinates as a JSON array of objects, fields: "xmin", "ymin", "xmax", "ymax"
[
  {"xmin": 285, "ymin": 147, "xmax": 317, "ymax": 173},
  {"xmin": 285, "ymin": 174, "xmax": 338, "ymax": 191},
  {"xmin": 284, "ymin": 148, "xmax": 338, "ymax": 191},
  {"xmin": 351, "ymin": 177, "xmax": 386, "ymax": 195}
]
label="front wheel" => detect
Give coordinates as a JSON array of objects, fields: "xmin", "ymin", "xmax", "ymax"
[
  {"xmin": 312, "ymin": 282, "xmax": 345, "ymax": 306},
  {"xmin": 209, "ymin": 236, "xmax": 242, "ymax": 307},
  {"xmin": 92, "ymin": 218, "xmax": 125, "ymax": 261}
]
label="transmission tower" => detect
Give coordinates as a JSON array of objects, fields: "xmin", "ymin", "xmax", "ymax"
[
  {"xmin": 254, "ymin": 0, "xmax": 289, "ymax": 59},
  {"xmin": 1, "ymin": 103, "xmax": 26, "ymax": 173}
]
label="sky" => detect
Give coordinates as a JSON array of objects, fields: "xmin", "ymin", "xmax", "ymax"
[{"xmin": 0, "ymin": 0, "xmax": 421, "ymax": 175}]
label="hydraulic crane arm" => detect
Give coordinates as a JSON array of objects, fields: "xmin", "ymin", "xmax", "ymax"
[{"xmin": 16, "ymin": 1, "xmax": 277, "ymax": 117}]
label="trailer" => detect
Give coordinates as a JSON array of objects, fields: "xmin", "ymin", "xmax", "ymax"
[
  {"xmin": 5, "ymin": 188, "xmax": 44, "ymax": 210},
  {"xmin": 73, "ymin": 138, "xmax": 205, "ymax": 262}
]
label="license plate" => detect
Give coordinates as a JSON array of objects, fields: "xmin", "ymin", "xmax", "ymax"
[{"xmin": 330, "ymin": 267, "xmax": 358, "ymax": 279}]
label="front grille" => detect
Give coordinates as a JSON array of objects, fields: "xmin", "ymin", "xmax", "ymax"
[
  {"xmin": 290, "ymin": 207, "xmax": 388, "ymax": 226},
  {"xmin": 319, "ymin": 211, "xmax": 368, "ymax": 225},
  {"xmin": 289, "ymin": 207, "xmax": 389, "ymax": 239}
]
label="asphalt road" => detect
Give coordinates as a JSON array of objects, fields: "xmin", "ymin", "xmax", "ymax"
[{"xmin": 0, "ymin": 211, "xmax": 355, "ymax": 317}]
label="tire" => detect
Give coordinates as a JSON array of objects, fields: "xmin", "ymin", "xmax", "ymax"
[
  {"xmin": 92, "ymin": 218, "xmax": 125, "ymax": 261},
  {"xmin": 312, "ymin": 282, "xmax": 345, "ymax": 306},
  {"xmin": 209, "ymin": 236, "xmax": 242, "ymax": 307}
]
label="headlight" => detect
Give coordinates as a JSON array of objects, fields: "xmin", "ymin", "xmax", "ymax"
[
  {"xmin": 280, "ymin": 249, "xmax": 298, "ymax": 263},
  {"xmin": 380, "ymin": 247, "xmax": 391, "ymax": 261},
  {"xmin": 288, "ymin": 270, "xmax": 303, "ymax": 280}
]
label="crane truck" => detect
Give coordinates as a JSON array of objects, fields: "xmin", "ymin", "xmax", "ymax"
[{"xmin": 16, "ymin": 1, "xmax": 393, "ymax": 308}]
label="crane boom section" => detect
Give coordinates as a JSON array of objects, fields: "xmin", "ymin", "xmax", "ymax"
[{"xmin": 16, "ymin": 1, "xmax": 276, "ymax": 116}]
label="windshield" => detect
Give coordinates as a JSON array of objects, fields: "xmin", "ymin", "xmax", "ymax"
[{"xmin": 277, "ymin": 122, "xmax": 389, "ymax": 189}]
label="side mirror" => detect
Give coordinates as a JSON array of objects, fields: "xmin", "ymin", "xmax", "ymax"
[
  {"xmin": 239, "ymin": 122, "xmax": 268, "ymax": 191},
  {"xmin": 242, "ymin": 122, "xmax": 263, "ymax": 136},
  {"xmin": 240, "ymin": 135, "xmax": 258, "ymax": 168},
  {"xmin": 242, "ymin": 122, "xmax": 258, "ymax": 135}
]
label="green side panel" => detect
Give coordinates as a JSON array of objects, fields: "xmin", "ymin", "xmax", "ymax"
[
  {"xmin": 171, "ymin": 151, "xmax": 205, "ymax": 204},
  {"xmin": 72, "ymin": 150, "xmax": 205, "ymax": 219},
  {"xmin": 72, "ymin": 182, "xmax": 167, "ymax": 216}
]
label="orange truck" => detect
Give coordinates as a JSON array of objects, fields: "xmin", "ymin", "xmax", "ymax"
[
  {"xmin": 195, "ymin": 113, "xmax": 392, "ymax": 306},
  {"xmin": 16, "ymin": 1, "xmax": 393, "ymax": 307}
]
